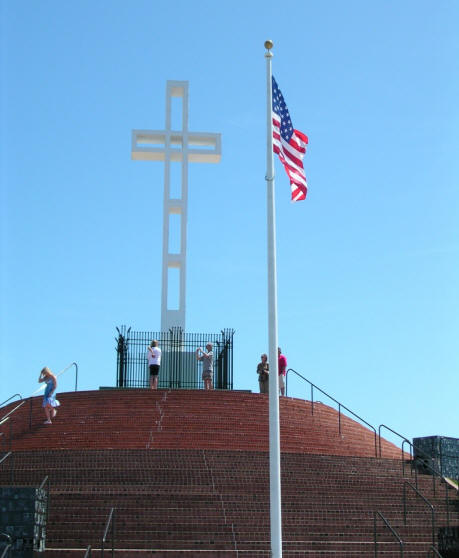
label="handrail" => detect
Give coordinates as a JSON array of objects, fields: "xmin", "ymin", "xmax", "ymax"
[
  {"xmin": 0, "ymin": 540, "xmax": 12, "ymax": 558},
  {"xmin": 38, "ymin": 475, "xmax": 50, "ymax": 544},
  {"xmin": 231, "ymin": 522, "xmax": 238, "ymax": 553},
  {"xmin": 380, "ymin": 425, "xmax": 453, "ymax": 526},
  {"xmin": 378, "ymin": 424, "xmax": 411, "ymax": 460},
  {"xmin": 0, "ymin": 531, "xmax": 12, "ymax": 558},
  {"xmin": 379, "ymin": 425, "xmax": 441, "ymax": 484},
  {"xmin": 403, "ymin": 480, "xmax": 436, "ymax": 548},
  {"xmin": 374, "ymin": 511, "xmax": 404, "ymax": 557},
  {"xmin": 0, "ymin": 400, "xmax": 26, "ymax": 424},
  {"xmin": 83, "ymin": 546, "xmax": 92, "ymax": 557},
  {"xmin": 0, "ymin": 394, "xmax": 22, "ymax": 408},
  {"xmin": 287, "ymin": 368, "xmax": 378, "ymax": 457},
  {"xmin": 31, "ymin": 362, "xmax": 79, "ymax": 395},
  {"xmin": 427, "ymin": 546, "xmax": 443, "ymax": 557},
  {"xmin": 0, "ymin": 452, "xmax": 11, "ymax": 466},
  {"xmin": 0, "ymin": 452, "xmax": 14, "ymax": 484},
  {"xmin": 380, "ymin": 425, "xmax": 443, "ymax": 478},
  {"xmin": 101, "ymin": 507, "xmax": 115, "ymax": 558},
  {"xmin": 0, "ymin": 419, "xmax": 12, "ymax": 453},
  {"xmin": 0, "ymin": 362, "xmax": 80, "ymax": 446},
  {"xmin": 39, "ymin": 475, "xmax": 49, "ymax": 491}
]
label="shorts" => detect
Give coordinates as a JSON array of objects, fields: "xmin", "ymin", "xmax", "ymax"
[
  {"xmin": 149, "ymin": 364, "xmax": 160, "ymax": 376},
  {"xmin": 278, "ymin": 374, "xmax": 285, "ymax": 390},
  {"xmin": 202, "ymin": 370, "xmax": 213, "ymax": 381}
]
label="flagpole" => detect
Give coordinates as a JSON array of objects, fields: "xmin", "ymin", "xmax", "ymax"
[{"xmin": 265, "ymin": 39, "xmax": 282, "ymax": 558}]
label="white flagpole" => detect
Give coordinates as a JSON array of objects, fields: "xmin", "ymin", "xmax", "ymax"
[{"xmin": 265, "ymin": 39, "xmax": 282, "ymax": 558}]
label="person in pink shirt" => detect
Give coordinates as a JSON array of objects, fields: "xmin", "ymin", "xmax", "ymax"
[{"xmin": 278, "ymin": 347, "xmax": 287, "ymax": 396}]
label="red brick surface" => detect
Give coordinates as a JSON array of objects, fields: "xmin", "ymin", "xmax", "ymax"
[
  {"xmin": 0, "ymin": 389, "xmax": 456, "ymax": 557},
  {"xmin": 2, "ymin": 389, "xmax": 402, "ymax": 458}
]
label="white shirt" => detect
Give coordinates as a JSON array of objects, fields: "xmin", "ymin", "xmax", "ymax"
[{"xmin": 147, "ymin": 347, "xmax": 162, "ymax": 366}]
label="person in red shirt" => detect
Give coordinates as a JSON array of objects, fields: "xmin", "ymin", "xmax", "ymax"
[{"xmin": 278, "ymin": 347, "xmax": 287, "ymax": 396}]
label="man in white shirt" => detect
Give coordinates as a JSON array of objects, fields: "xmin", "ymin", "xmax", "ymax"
[{"xmin": 147, "ymin": 340, "xmax": 162, "ymax": 389}]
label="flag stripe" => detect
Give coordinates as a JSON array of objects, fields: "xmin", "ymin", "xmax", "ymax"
[{"xmin": 271, "ymin": 76, "xmax": 308, "ymax": 202}]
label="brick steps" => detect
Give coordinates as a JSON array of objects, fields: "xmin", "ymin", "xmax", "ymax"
[
  {"xmin": 2, "ymin": 448, "xmax": 456, "ymax": 555},
  {"xmin": 39, "ymin": 543, "xmax": 439, "ymax": 558},
  {"xmin": 1, "ymin": 390, "xmax": 457, "ymax": 557},
  {"xmin": 2, "ymin": 390, "xmax": 401, "ymax": 458}
]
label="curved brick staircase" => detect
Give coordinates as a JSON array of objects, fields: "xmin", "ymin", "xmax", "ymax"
[{"xmin": 1, "ymin": 389, "xmax": 457, "ymax": 557}]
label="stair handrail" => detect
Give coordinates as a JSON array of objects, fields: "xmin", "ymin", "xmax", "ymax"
[
  {"xmin": 403, "ymin": 480, "xmax": 436, "ymax": 548},
  {"xmin": 0, "ymin": 452, "xmax": 14, "ymax": 484},
  {"xmin": 230, "ymin": 522, "xmax": 238, "ymax": 554},
  {"xmin": 0, "ymin": 419, "xmax": 12, "ymax": 453},
  {"xmin": 0, "ymin": 362, "xmax": 79, "ymax": 445},
  {"xmin": 0, "ymin": 394, "xmax": 22, "ymax": 408},
  {"xmin": 379, "ymin": 425, "xmax": 447, "ymax": 493},
  {"xmin": 427, "ymin": 546, "xmax": 443, "ymax": 557},
  {"xmin": 31, "ymin": 362, "xmax": 79, "ymax": 396},
  {"xmin": 39, "ymin": 475, "xmax": 50, "ymax": 537},
  {"xmin": 0, "ymin": 400, "xmax": 27, "ymax": 425},
  {"xmin": 0, "ymin": 533, "xmax": 12, "ymax": 558},
  {"xmin": 374, "ymin": 511, "xmax": 404, "ymax": 557},
  {"xmin": 101, "ymin": 507, "xmax": 115, "ymax": 558},
  {"xmin": 83, "ymin": 546, "xmax": 91, "ymax": 557},
  {"xmin": 379, "ymin": 424, "xmax": 443, "ymax": 476},
  {"xmin": 287, "ymin": 368, "xmax": 378, "ymax": 457}
]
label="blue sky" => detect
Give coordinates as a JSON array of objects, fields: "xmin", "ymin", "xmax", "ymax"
[{"xmin": 1, "ymin": 0, "xmax": 458, "ymax": 447}]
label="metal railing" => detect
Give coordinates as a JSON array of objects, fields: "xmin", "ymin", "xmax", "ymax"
[
  {"xmin": 374, "ymin": 511, "xmax": 404, "ymax": 557},
  {"xmin": 83, "ymin": 546, "xmax": 91, "ymax": 557},
  {"xmin": 0, "ymin": 452, "xmax": 14, "ymax": 484},
  {"xmin": 427, "ymin": 545, "xmax": 444, "ymax": 557},
  {"xmin": 0, "ymin": 400, "xmax": 26, "ymax": 452},
  {"xmin": 0, "ymin": 400, "xmax": 27, "ymax": 425},
  {"xmin": 116, "ymin": 326, "xmax": 234, "ymax": 390},
  {"xmin": 101, "ymin": 507, "xmax": 115, "ymax": 558},
  {"xmin": 403, "ymin": 480, "xmax": 436, "ymax": 548},
  {"xmin": 0, "ymin": 362, "xmax": 79, "ymax": 454},
  {"xmin": 0, "ymin": 394, "xmax": 22, "ymax": 408},
  {"xmin": 286, "ymin": 368, "xmax": 378, "ymax": 457},
  {"xmin": 29, "ymin": 362, "xmax": 79, "ymax": 395},
  {"xmin": 0, "ymin": 533, "xmax": 12, "ymax": 558},
  {"xmin": 39, "ymin": 475, "xmax": 50, "ymax": 540},
  {"xmin": 0, "ymin": 418, "xmax": 12, "ymax": 453},
  {"xmin": 379, "ymin": 424, "xmax": 455, "ymax": 524}
]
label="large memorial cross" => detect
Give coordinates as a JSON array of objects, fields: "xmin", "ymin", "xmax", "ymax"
[{"xmin": 132, "ymin": 81, "xmax": 221, "ymax": 332}]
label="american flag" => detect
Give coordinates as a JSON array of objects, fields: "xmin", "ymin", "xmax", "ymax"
[{"xmin": 272, "ymin": 76, "xmax": 308, "ymax": 202}]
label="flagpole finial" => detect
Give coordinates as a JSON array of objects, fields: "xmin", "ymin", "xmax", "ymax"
[{"xmin": 264, "ymin": 39, "xmax": 274, "ymax": 51}]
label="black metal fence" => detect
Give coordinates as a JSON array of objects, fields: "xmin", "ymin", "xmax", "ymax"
[{"xmin": 116, "ymin": 326, "xmax": 234, "ymax": 390}]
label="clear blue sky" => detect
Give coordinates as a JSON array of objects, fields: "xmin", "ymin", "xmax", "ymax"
[{"xmin": 1, "ymin": 0, "xmax": 458, "ymax": 447}]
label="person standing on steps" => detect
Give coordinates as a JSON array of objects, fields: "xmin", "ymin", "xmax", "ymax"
[
  {"xmin": 196, "ymin": 343, "xmax": 214, "ymax": 390},
  {"xmin": 147, "ymin": 340, "xmax": 162, "ymax": 389},
  {"xmin": 38, "ymin": 367, "xmax": 60, "ymax": 424},
  {"xmin": 278, "ymin": 347, "xmax": 287, "ymax": 396},
  {"xmin": 257, "ymin": 353, "xmax": 269, "ymax": 394}
]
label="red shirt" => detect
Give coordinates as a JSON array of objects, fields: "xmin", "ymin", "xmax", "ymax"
[{"xmin": 278, "ymin": 354, "xmax": 287, "ymax": 376}]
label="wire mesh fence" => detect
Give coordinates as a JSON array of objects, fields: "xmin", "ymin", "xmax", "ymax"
[{"xmin": 115, "ymin": 326, "xmax": 234, "ymax": 390}]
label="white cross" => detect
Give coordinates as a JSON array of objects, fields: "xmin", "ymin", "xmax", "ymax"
[{"xmin": 131, "ymin": 80, "xmax": 221, "ymax": 332}]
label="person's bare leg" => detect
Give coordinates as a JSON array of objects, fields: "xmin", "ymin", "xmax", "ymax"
[
  {"xmin": 44, "ymin": 406, "xmax": 52, "ymax": 423},
  {"xmin": 149, "ymin": 375, "xmax": 154, "ymax": 389},
  {"xmin": 153, "ymin": 376, "xmax": 158, "ymax": 390}
]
